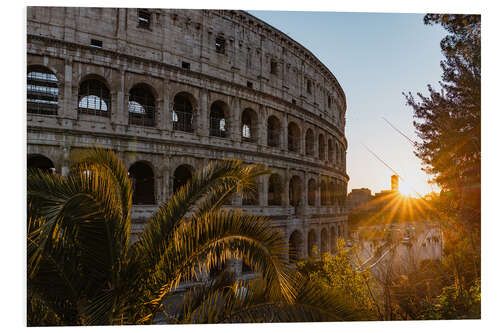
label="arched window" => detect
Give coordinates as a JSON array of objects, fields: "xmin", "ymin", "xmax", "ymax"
[
  {"xmin": 172, "ymin": 92, "xmax": 195, "ymax": 133},
  {"xmin": 289, "ymin": 230, "xmax": 303, "ymax": 263},
  {"xmin": 289, "ymin": 175, "xmax": 302, "ymax": 208},
  {"xmin": 307, "ymin": 178, "xmax": 316, "ymax": 206},
  {"xmin": 287, "ymin": 122, "xmax": 300, "ymax": 153},
  {"xmin": 241, "ymin": 108, "xmax": 257, "ymax": 142},
  {"xmin": 268, "ymin": 174, "xmax": 282, "ymax": 206},
  {"xmin": 318, "ymin": 134, "xmax": 325, "ymax": 161},
  {"xmin": 320, "ymin": 179, "xmax": 327, "ymax": 206},
  {"xmin": 328, "ymin": 139, "xmax": 334, "ymax": 162},
  {"xmin": 307, "ymin": 230, "xmax": 317, "ymax": 257},
  {"xmin": 329, "ymin": 180, "xmax": 336, "ymax": 206},
  {"xmin": 336, "ymin": 142, "xmax": 341, "ymax": 165},
  {"xmin": 27, "ymin": 154, "xmax": 55, "ymax": 173},
  {"xmin": 330, "ymin": 226, "xmax": 337, "ymax": 254},
  {"xmin": 129, "ymin": 162, "xmax": 155, "ymax": 205},
  {"xmin": 209, "ymin": 101, "xmax": 229, "ymax": 138},
  {"xmin": 173, "ymin": 164, "xmax": 193, "ymax": 194},
  {"xmin": 78, "ymin": 76, "xmax": 111, "ymax": 117},
  {"xmin": 267, "ymin": 116, "xmax": 281, "ymax": 147},
  {"xmin": 305, "ymin": 128, "xmax": 314, "ymax": 156},
  {"xmin": 27, "ymin": 66, "xmax": 58, "ymax": 115},
  {"xmin": 128, "ymin": 84, "xmax": 155, "ymax": 126},
  {"xmin": 321, "ymin": 228, "xmax": 328, "ymax": 254}
]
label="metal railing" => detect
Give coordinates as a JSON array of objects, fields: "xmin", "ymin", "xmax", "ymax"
[
  {"xmin": 209, "ymin": 117, "xmax": 229, "ymax": 138},
  {"xmin": 267, "ymin": 129, "xmax": 280, "ymax": 147},
  {"xmin": 172, "ymin": 110, "xmax": 194, "ymax": 132},
  {"xmin": 129, "ymin": 105, "xmax": 155, "ymax": 127},
  {"xmin": 288, "ymin": 134, "xmax": 300, "ymax": 152}
]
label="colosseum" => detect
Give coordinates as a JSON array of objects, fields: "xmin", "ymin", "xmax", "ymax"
[{"xmin": 27, "ymin": 7, "xmax": 349, "ymax": 272}]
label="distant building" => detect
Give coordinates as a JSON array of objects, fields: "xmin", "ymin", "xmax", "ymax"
[
  {"xmin": 347, "ymin": 188, "xmax": 372, "ymax": 211},
  {"xmin": 391, "ymin": 175, "xmax": 399, "ymax": 192}
]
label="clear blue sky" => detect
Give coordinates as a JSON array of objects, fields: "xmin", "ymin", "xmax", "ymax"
[{"xmin": 248, "ymin": 10, "xmax": 447, "ymax": 196}]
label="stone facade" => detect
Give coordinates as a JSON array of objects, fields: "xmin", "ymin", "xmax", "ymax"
[{"xmin": 27, "ymin": 7, "xmax": 349, "ymax": 265}]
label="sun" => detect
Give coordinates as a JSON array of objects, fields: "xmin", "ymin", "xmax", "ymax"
[{"xmin": 398, "ymin": 181, "xmax": 414, "ymax": 197}]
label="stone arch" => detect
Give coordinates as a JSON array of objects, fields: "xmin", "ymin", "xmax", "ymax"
[
  {"xmin": 289, "ymin": 175, "xmax": 302, "ymax": 207},
  {"xmin": 78, "ymin": 74, "xmax": 111, "ymax": 117},
  {"xmin": 241, "ymin": 108, "xmax": 258, "ymax": 142},
  {"xmin": 209, "ymin": 100, "xmax": 230, "ymax": 138},
  {"xmin": 129, "ymin": 161, "xmax": 155, "ymax": 205},
  {"xmin": 320, "ymin": 228, "xmax": 328, "ymax": 254},
  {"xmin": 268, "ymin": 173, "xmax": 282, "ymax": 206},
  {"xmin": 318, "ymin": 133, "xmax": 325, "ymax": 161},
  {"xmin": 289, "ymin": 230, "xmax": 303, "ymax": 263},
  {"xmin": 307, "ymin": 178, "xmax": 316, "ymax": 206},
  {"xmin": 267, "ymin": 115, "xmax": 281, "ymax": 147},
  {"xmin": 287, "ymin": 121, "xmax": 301, "ymax": 153},
  {"xmin": 27, "ymin": 154, "xmax": 55, "ymax": 173},
  {"xmin": 172, "ymin": 91, "xmax": 197, "ymax": 133},
  {"xmin": 329, "ymin": 179, "xmax": 336, "ymax": 206},
  {"xmin": 128, "ymin": 83, "xmax": 156, "ymax": 127},
  {"xmin": 305, "ymin": 128, "xmax": 314, "ymax": 156},
  {"xmin": 330, "ymin": 226, "xmax": 337, "ymax": 254},
  {"xmin": 27, "ymin": 65, "xmax": 59, "ymax": 115},
  {"xmin": 320, "ymin": 178, "xmax": 328, "ymax": 206},
  {"xmin": 307, "ymin": 229, "xmax": 318, "ymax": 257},
  {"xmin": 173, "ymin": 164, "xmax": 194, "ymax": 194},
  {"xmin": 328, "ymin": 138, "xmax": 334, "ymax": 162}
]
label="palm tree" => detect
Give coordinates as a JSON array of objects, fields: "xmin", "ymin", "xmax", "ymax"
[{"xmin": 27, "ymin": 147, "xmax": 361, "ymax": 326}]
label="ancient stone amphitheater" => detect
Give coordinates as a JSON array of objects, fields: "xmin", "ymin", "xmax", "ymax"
[{"xmin": 27, "ymin": 7, "xmax": 349, "ymax": 270}]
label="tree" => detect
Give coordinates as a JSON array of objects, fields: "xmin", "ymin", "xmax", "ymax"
[
  {"xmin": 27, "ymin": 147, "xmax": 360, "ymax": 326},
  {"xmin": 403, "ymin": 14, "xmax": 481, "ymax": 284},
  {"xmin": 296, "ymin": 239, "xmax": 381, "ymax": 320}
]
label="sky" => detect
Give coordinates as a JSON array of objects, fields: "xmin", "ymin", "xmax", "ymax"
[{"xmin": 248, "ymin": 10, "xmax": 448, "ymax": 197}]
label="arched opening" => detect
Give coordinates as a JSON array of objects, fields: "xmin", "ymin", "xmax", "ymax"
[
  {"xmin": 209, "ymin": 101, "xmax": 229, "ymax": 138},
  {"xmin": 308, "ymin": 230, "xmax": 317, "ymax": 257},
  {"xmin": 241, "ymin": 108, "xmax": 257, "ymax": 142},
  {"xmin": 27, "ymin": 65, "xmax": 58, "ymax": 115},
  {"xmin": 305, "ymin": 128, "xmax": 314, "ymax": 156},
  {"xmin": 267, "ymin": 116, "xmax": 281, "ymax": 147},
  {"xmin": 330, "ymin": 226, "xmax": 337, "ymax": 254},
  {"xmin": 128, "ymin": 83, "xmax": 155, "ymax": 126},
  {"xmin": 289, "ymin": 175, "xmax": 302, "ymax": 208},
  {"xmin": 329, "ymin": 180, "xmax": 336, "ymax": 206},
  {"xmin": 287, "ymin": 122, "xmax": 300, "ymax": 153},
  {"xmin": 78, "ymin": 76, "xmax": 111, "ymax": 117},
  {"xmin": 336, "ymin": 142, "xmax": 341, "ymax": 165},
  {"xmin": 172, "ymin": 92, "xmax": 195, "ymax": 133},
  {"xmin": 307, "ymin": 178, "xmax": 316, "ymax": 206},
  {"xmin": 328, "ymin": 139, "xmax": 334, "ymax": 162},
  {"xmin": 268, "ymin": 174, "xmax": 282, "ymax": 206},
  {"xmin": 289, "ymin": 230, "xmax": 303, "ymax": 263},
  {"xmin": 129, "ymin": 162, "xmax": 155, "ymax": 205},
  {"xmin": 320, "ymin": 179, "xmax": 327, "ymax": 206},
  {"xmin": 27, "ymin": 154, "xmax": 55, "ymax": 173},
  {"xmin": 173, "ymin": 164, "xmax": 193, "ymax": 194},
  {"xmin": 318, "ymin": 134, "xmax": 325, "ymax": 161},
  {"xmin": 320, "ymin": 228, "xmax": 328, "ymax": 254}
]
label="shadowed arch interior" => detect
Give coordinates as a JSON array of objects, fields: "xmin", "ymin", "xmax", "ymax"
[
  {"xmin": 27, "ymin": 154, "xmax": 55, "ymax": 173},
  {"xmin": 173, "ymin": 92, "xmax": 195, "ymax": 132},
  {"xmin": 289, "ymin": 230, "xmax": 303, "ymax": 263},
  {"xmin": 173, "ymin": 164, "xmax": 193, "ymax": 194},
  {"xmin": 129, "ymin": 162, "xmax": 155, "ymax": 205},
  {"xmin": 267, "ymin": 115, "xmax": 281, "ymax": 147},
  {"xmin": 128, "ymin": 83, "xmax": 156, "ymax": 127},
  {"xmin": 308, "ymin": 229, "xmax": 317, "ymax": 257}
]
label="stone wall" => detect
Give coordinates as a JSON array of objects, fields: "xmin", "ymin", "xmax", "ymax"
[{"xmin": 27, "ymin": 7, "xmax": 349, "ymax": 264}]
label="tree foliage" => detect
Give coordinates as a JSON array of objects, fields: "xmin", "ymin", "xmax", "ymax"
[{"xmin": 404, "ymin": 14, "xmax": 480, "ymax": 228}]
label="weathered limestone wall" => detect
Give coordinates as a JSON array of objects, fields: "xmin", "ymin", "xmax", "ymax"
[{"xmin": 27, "ymin": 7, "xmax": 349, "ymax": 262}]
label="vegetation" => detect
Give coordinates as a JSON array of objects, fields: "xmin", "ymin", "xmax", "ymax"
[{"xmin": 27, "ymin": 147, "xmax": 361, "ymax": 326}]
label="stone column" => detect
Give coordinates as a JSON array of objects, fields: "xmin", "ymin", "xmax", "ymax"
[
  {"xmin": 161, "ymin": 80, "xmax": 171, "ymax": 132},
  {"xmin": 281, "ymin": 114, "xmax": 288, "ymax": 152},
  {"xmin": 232, "ymin": 97, "xmax": 241, "ymax": 143},
  {"xmin": 199, "ymin": 89, "xmax": 209, "ymax": 138},
  {"xmin": 113, "ymin": 68, "xmax": 127, "ymax": 126},
  {"xmin": 63, "ymin": 57, "xmax": 76, "ymax": 119},
  {"xmin": 260, "ymin": 174, "xmax": 269, "ymax": 207}
]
